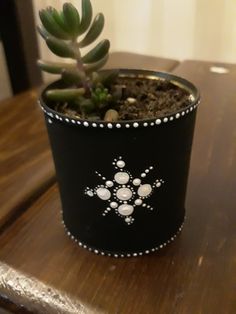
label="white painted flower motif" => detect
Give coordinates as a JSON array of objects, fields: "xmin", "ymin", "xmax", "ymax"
[{"xmin": 84, "ymin": 157, "xmax": 164, "ymax": 225}]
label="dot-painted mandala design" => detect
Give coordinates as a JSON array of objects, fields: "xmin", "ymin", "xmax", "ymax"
[{"xmin": 85, "ymin": 157, "xmax": 164, "ymax": 225}]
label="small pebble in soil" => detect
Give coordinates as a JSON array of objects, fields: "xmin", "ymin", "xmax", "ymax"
[{"xmin": 127, "ymin": 97, "xmax": 137, "ymax": 104}]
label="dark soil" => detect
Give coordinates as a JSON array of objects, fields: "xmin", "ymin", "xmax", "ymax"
[
  {"xmin": 55, "ymin": 77, "xmax": 192, "ymax": 121},
  {"xmin": 114, "ymin": 77, "xmax": 191, "ymax": 120}
]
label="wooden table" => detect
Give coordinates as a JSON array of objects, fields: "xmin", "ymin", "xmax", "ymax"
[
  {"xmin": 0, "ymin": 54, "xmax": 235, "ymax": 314},
  {"xmin": 0, "ymin": 90, "xmax": 55, "ymax": 230}
]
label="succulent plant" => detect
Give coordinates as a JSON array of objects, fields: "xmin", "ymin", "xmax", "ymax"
[{"xmin": 37, "ymin": 0, "xmax": 119, "ymax": 121}]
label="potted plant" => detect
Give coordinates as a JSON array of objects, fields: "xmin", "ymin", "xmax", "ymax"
[{"xmin": 38, "ymin": 0, "xmax": 200, "ymax": 257}]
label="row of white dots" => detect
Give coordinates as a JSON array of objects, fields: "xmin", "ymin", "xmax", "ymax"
[
  {"xmin": 40, "ymin": 101, "xmax": 199, "ymax": 129},
  {"xmin": 62, "ymin": 219, "xmax": 185, "ymax": 258}
]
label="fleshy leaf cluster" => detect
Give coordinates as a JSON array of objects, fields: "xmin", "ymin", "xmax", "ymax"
[{"xmin": 38, "ymin": 0, "xmax": 119, "ymax": 120}]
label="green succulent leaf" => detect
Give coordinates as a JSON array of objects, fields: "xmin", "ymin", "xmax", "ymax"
[
  {"xmin": 79, "ymin": 13, "xmax": 104, "ymax": 48},
  {"xmin": 62, "ymin": 69, "xmax": 86, "ymax": 85},
  {"xmin": 79, "ymin": 98, "xmax": 95, "ymax": 113},
  {"xmin": 84, "ymin": 54, "xmax": 109, "ymax": 74},
  {"xmin": 46, "ymin": 36, "xmax": 76, "ymax": 58},
  {"xmin": 91, "ymin": 86, "xmax": 111, "ymax": 108},
  {"xmin": 37, "ymin": 60, "xmax": 76, "ymax": 74},
  {"xmin": 46, "ymin": 88, "xmax": 85, "ymax": 101},
  {"xmin": 37, "ymin": 26, "xmax": 50, "ymax": 40},
  {"xmin": 78, "ymin": 0, "xmax": 93, "ymax": 35},
  {"xmin": 82, "ymin": 39, "xmax": 110, "ymax": 64},
  {"xmin": 49, "ymin": 7, "xmax": 70, "ymax": 33},
  {"xmin": 90, "ymin": 72, "xmax": 100, "ymax": 84},
  {"xmin": 63, "ymin": 3, "xmax": 80, "ymax": 38},
  {"xmin": 39, "ymin": 9, "xmax": 70, "ymax": 40},
  {"xmin": 98, "ymin": 69, "xmax": 119, "ymax": 86}
]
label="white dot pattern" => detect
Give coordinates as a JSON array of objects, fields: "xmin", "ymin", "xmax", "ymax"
[
  {"xmin": 61, "ymin": 218, "xmax": 185, "ymax": 258},
  {"xmin": 39, "ymin": 100, "xmax": 200, "ymax": 130}
]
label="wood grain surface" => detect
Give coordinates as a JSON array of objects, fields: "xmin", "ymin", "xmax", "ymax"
[
  {"xmin": 0, "ymin": 60, "xmax": 235, "ymax": 313},
  {"xmin": 0, "ymin": 53, "xmax": 176, "ymax": 232},
  {"xmin": 0, "ymin": 89, "xmax": 55, "ymax": 230},
  {"xmin": 105, "ymin": 51, "xmax": 179, "ymax": 72}
]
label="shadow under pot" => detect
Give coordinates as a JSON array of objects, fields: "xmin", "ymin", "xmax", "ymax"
[{"xmin": 39, "ymin": 69, "xmax": 200, "ymax": 258}]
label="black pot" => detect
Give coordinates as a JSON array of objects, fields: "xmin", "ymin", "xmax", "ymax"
[{"xmin": 39, "ymin": 69, "xmax": 200, "ymax": 258}]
